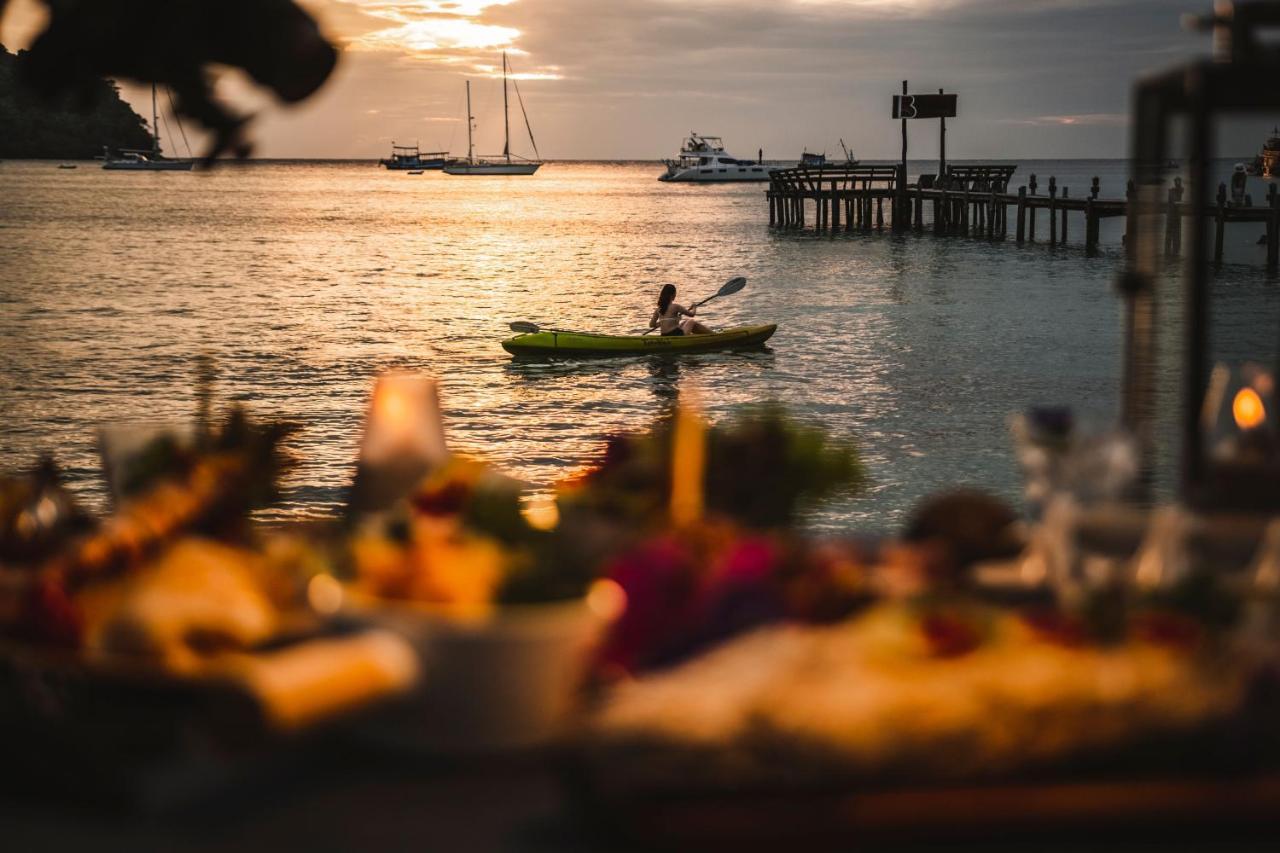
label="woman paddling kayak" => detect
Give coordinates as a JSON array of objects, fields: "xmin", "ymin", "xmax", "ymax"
[{"xmin": 650, "ymin": 283, "xmax": 712, "ymax": 337}]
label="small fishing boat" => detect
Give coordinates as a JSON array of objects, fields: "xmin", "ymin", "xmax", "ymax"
[
  {"xmin": 801, "ymin": 140, "xmax": 860, "ymax": 168},
  {"xmin": 502, "ymin": 324, "xmax": 777, "ymax": 357},
  {"xmin": 57, "ymin": 164, "xmax": 77, "ymax": 169},
  {"xmin": 444, "ymin": 53, "xmax": 542, "ymax": 176},
  {"xmin": 380, "ymin": 143, "xmax": 449, "ymax": 170},
  {"xmin": 407, "ymin": 170, "xmax": 424, "ymax": 175}
]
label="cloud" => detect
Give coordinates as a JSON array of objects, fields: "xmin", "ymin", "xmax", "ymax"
[
  {"xmin": 3, "ymin": 0, "xmax": 1209, "ymax": 158},
  {"xmin": 1000, "ymin": 113, "xmax": 1129, "ymax": 127}
]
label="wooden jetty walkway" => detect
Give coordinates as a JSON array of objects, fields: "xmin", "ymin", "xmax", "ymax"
[{"xmin": 766, "ymin": 164, "xmax": 1280, "ymax": 270}]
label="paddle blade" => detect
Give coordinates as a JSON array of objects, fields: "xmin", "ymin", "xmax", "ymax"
[
  {"xmin": 717, "ymin": 276, "xmax": 747, "ymax": 297},
  {"xmin": 509, "ymin": 321, "xmax": 540, "ymax": 334}
]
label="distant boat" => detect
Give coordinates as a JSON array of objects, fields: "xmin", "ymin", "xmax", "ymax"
[
  {"xmin": 407, "ymin": 169, "xmax": 424, "ymax": 175},
  {"xmin": 103, "ymin": 84, "xmax": 194, "ymax": 171},
  {"xmin": 380, "ymin": 143, "xmax": 450, "ymax": 171},
  {"xmin": 801, "ymin": 140, "xmax": 860, "ymax": 168},
  {"xmin": 659, "ymin": 133, "xmax": 773, "ymax": 182},
  {"xmin": 443, "ymin": 52, "xmax": 542, "ymax": 176},
  {"xmin": 1247, "ymin": 126, "xmax": 1280, "ymax": 178}
]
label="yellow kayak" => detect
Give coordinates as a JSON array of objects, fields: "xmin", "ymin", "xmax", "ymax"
[{"xmin": 502, "ymin": 324, "xmax": 777, "ymax": 357}]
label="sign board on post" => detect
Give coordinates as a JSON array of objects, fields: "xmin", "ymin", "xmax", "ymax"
[{"xmin": 892, "ymin": 94, "xmax": 958, "ymax": 120}]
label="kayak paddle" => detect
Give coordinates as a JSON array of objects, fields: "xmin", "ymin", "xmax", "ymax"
[
  {"xmin": 509, "ymin": 321, "xmax": 581, "ymax": 335},
  {"xmin": 643, "ymin": 276, "xmax": 747, "ymax": 335}
]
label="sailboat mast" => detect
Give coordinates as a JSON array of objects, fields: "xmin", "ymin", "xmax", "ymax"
[
  {"xmin": 466, "ymin": 80, "xmax": 474, "ymax": 165},
  {"xmin": 503, "ymin": 52, "xmax": 510, "ymax": 163},
  {"xmin": 151, "ymin": 83, "xmax": 160, "ymax": 157}
]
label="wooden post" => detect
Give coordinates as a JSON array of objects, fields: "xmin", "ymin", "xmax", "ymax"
[
  {"xmin": 936, "ymin": 187, "xmax": 947, "ymax": 234},
  {"xmin": 876, "ymin": 195, "xmax": 885, "ymax": 230},
  {"xmin": 1049, "ymin": 176, "xmax": 1058, "ymax": 247},
  {"xmin": 1091, "ymin": 176, "xmax": 1100, "ymax": 200},
  {"xmin": 988, "ymin": 186, "xmax": 997, "ymax": 239},
  {"xmin": 1016, "ymin": 186, "xmax": 1027, "ymax": 244},
  {"xmin": 1061, "ymin": 187, "xmax": 1069, "ymax": 243},
  {"xmin": 1214, "ymin": 183, "xmax": 1226, "ymax": 265},
  {"xmin": 1167, "ymin": 179, "xmax": 1182, "ymax": 256},
  {"xmin": 1124, "ymin": 179, "xmax": 1136, "ymax": 258},
  {"xmin": 1269, "ymin": 183, "xmax": 1279, "ymax": 273},
  {"xmin": 915, "ymin": 183, "xmax": 924, "ymax": 231},
  {"xmin": 961, "ymin": 185, "xmax": 970, "ymax": 235},
  {"xmin": 1085, "ymin": 196, "xmax": 1098, "ymax": 252},
  {"xmin": 1028, "ymin": 174, "xmax": 1038, "ymax": 242},
  {"xmin": 831, "ymin": 187, "xmax": 840, "ymax": 230}
]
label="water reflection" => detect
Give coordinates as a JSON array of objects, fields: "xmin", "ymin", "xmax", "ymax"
[{"xmin": 1, "ymin": 159, "xmax": 1256, "ymax": 531}]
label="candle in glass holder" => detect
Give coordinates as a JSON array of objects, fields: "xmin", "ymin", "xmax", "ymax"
[
  {"xmin": 349, "ymin": 372, "xmax": 448, "ymax": 514},
  {"xmin": 1203, "ymin": 362, "xmax": 1277, "ymax": 465}
]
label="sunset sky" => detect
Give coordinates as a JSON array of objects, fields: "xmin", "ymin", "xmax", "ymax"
[{"xmin": 0, "ymin": 0, "xmax": 1263, "ymax": 160}]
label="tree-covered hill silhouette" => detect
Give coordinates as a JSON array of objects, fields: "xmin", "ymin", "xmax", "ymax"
[{"xmin": 0, "ymin": 43, "xmax": 153, "ymax": 159}]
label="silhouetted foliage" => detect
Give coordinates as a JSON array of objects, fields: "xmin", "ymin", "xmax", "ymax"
[
  {"xmin": 0, "ymin": 44, "xmax": 152, "ymax": 159},
  {"xmin": 2, "ymin": 0, "xmax": 337, "ymax": 164}
]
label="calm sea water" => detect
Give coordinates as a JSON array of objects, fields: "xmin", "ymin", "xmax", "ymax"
[{"xmin": 1, "ymin": 159, "xmax": 1275, "ymax": 531}]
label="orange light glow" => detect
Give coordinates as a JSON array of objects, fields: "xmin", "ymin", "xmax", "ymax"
[
  {"xmin": 1233, "ymin": 387, "xmax": 1266, "ymax": 430},
  {"xmin": 669, "ymin": 404, "xmax": 706, "ymax": 527},
  {"xmin": 586, "ymin": 578, "xmax": 627, "ymax": 621},
  {"xmin": 521, "ymin": 495, "xmax": 560, "ymax": 531}
]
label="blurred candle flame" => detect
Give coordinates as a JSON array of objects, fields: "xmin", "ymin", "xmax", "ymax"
[
  {"xmin": 521, "ymin": 494, "xmax": 560, "ymax": 531},
  {"xmin": 361, "ymin": 372, "xmax": 448, "ymax": 467},
  {"xmin": 1233, "ymin": 386, "xmax": 1266, "ymax": 430}
]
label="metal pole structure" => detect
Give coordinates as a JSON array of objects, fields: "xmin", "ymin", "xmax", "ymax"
[
  {"xmin": 900, "ymin": 80, "xmax": 908, "ymax": 230},
  {"xmin": 152, "ymin": 83, "xmax": 160, "ymax": 157},
  {"xmin": 466, "ymin": 80, "xmax": 474, "ymax": 164},
  {"xmin": 503, "ymin": 52, "xmax": 510, "ymax": 163},
  {"xmin": 938, "ymin": 87, "xmax": 946, "ymax": 182}
]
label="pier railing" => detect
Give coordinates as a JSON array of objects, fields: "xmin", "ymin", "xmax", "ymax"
[{"xmin": 766, "ymin": 168, "xmax": 1280, "ymax": 271}]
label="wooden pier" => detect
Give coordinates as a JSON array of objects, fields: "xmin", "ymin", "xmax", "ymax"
[{"xmin": 766, "ymin": 165, "xmax": 1280, "ymax": 270}]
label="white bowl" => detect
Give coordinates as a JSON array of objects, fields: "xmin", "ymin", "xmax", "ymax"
[{"xmin": 346, "ymin": 584, "xmax": 622, "ymax": 753}]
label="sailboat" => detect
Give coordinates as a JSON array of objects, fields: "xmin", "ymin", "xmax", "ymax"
[
  {"xmin": 103, "ymin": 84, "xmax": 195, "ymax": 171},
  {"xmin": 443, "ymin": 53, "xmax": 541, "ymax": 176}
]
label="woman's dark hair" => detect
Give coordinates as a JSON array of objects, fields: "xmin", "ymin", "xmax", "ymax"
[{"xmin": 657, "ymin": 283, "xmax": 677, "ymax": 314}]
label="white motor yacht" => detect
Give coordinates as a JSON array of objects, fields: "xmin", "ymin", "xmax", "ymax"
[{"xmin": 659, "ymin": 133, "xmax": 773, "ymax": 182}]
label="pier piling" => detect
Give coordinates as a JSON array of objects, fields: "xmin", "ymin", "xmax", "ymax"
[
  {"xmin": 1061, "ymin": 187, "xmax": 1069, "ymax": 243},
  {"xmin": 1215, "ymin": 183, "xmax": 1227, "ymax": 265},
  {"xmin": 1029, "ymin": 174, "xmax": 1038, "ymax": 242},
  {"xmin": 1016, "ymin": 186, "xmax": 1027, "ymax": 243},
  {"xmin": 1049, "ymin": 177, "xmax": 1058, "ymax": 247},
  {"xmin": 1269, "ymin": 183, "xmax": 1279, "ymax": 273}
]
